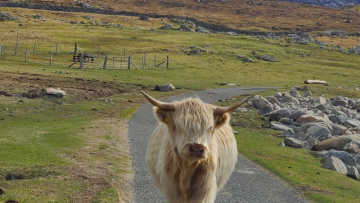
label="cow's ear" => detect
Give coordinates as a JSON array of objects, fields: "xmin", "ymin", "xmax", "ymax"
[
  {"xmin": 214, "ymin": 113, "xmax": 229, "ymax": 128},
  {"xmin": 154, "ymin": 107, "xmax": 173, "ymax": 124}
]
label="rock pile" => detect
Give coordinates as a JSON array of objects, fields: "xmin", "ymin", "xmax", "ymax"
[
  {"xmin": 252, "ymin": 88, "xmax": 360, "ymax": 179},
  {"xmin": 0, "ymin": 12, "xmax": 18, "ymax": 21}
]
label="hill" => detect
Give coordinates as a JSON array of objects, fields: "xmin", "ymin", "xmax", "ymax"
[
  {"xmin": 277, "ymin": 0, "xmax": 359, "ymax": 8},
  {"xmin": 2, "ymin": 0, "xmax": 360, "ymax": 32}
]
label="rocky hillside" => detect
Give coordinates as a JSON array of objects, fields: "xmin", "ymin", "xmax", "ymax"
[
  {"xmin": 277, "ymin": 0, "xmax": 359, "ymax": 8},
  {"xmin": 1, "ymin": 0, "xmax": 360, "ymax": 32}
]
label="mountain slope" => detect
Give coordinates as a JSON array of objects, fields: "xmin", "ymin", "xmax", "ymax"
[
  {"xmin": 276, "ymin": 0, "xmax": 359, "ymax": 8},
  {"xmin": 2, "ymin": 0, "xmax": 360, "ymax": 32}
]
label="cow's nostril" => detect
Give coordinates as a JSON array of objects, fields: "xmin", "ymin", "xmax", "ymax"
[{"xmin": 189, "ymin": 145, "xmax": 204, "ymax": 157}]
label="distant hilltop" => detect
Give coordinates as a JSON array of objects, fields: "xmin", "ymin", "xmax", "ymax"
[{"xmin": 276, "ymin": 0, "xmax": 359, "ymax": 8}]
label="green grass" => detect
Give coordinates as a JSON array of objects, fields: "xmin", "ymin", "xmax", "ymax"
[{"xmin": 1, "ymin": 6, "xmax": 360, "ymax": 203}]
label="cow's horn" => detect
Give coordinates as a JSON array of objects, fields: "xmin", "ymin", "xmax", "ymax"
[
  {"xmin": 214, "ymin": 96, "xmax": 252, "ymax": 114},
  {"xmin": 140, "ymin": 90, "xmax": 176, "ymax": 110}
]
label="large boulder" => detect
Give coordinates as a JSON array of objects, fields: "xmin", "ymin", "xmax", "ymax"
[
  {"xmin": 344, "ymin": 119, "xmax": 360, "ymax": 128},
  {"xmin": 268, "ymin": 109, "xmax": 292, "ymax": 121},
  {"xmin": 316, "ymin": 149, "xmax": 356, "ymax": 167},
  {"xmin": 282, "ymin": 95, "xmax": 300, "ymax": 105},
  {"xmin": 313, "ymin": 135, "xmax": 360, "ymax": 151},
  {"xmin": 297, "ymin": 115, "xmax": 331, "ymax": 124},
  {"xmin": 321, "ymin": 156, "xmax": 347, "ymax": 175},
  {"xmin": 253, "ymin": 95, "xmax": 273, "ymax": 109},
  {"xmin": 332, "ymin": 96, "xmax": 348, "ymax": 107}
]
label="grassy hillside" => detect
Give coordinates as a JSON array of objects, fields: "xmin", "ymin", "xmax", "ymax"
[
  {"xmin": 3, "ymin": 0, "xmax": 360, "ymax": 32},
  {"xmin": 0, "ymin": 6, "xmax": 360, "ymax": 203}
]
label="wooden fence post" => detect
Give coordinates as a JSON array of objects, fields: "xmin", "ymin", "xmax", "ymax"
[
  {"xmin": 124, "ymin": 50, "xmax": 126, "ymax": 57},
  {"xmin": 25, "ymin": 48, "xmax": 28, "ymax": 62},
  {"xmin": 167, "ymin": 56, "xmax": 169, "ymax": 69},
  {"xmin": 80, "ymin": 53, "xmax": 84, "ymax": 69},
  {"xmin": 33, "ymin": 43, "xmax": 36, "ymax": 55},
  {"xmin": 15, "ymin": 33, "xmax": 18, "ymax": 55},
  {"xmin": 98, "ymin": 46, "xmax": 100, "ymax": 57},
  {"xmin": 74, "ymin": 42, "xmax": 77, "ymax": 55},
  {"xmin": 144, "ymin": 53, "xmax": 146, "ymax": 66},
  {"xmin": 128, "ymin": 56, "xmax": 131, "ymax": 69},
  {"xmin": 50, "ymin": 52, "xmax": 52, "ymax": 66},
  {"xmin": 55, "ymin": 42, "xmax": 58, "ymax": 55},
  {"xmin": 142, "ymin": 56, "xmax": 145, "ymax": 69},
  {"xmin": 103, "ymin": 51, "xmax": 108, "ymax": 69}
]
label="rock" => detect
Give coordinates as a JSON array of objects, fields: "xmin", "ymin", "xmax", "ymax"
[
  {"xmin": 253, "ymin": 95, "xmax": 273, "ymax": 109},
  {"xmin": 258, "ymin": 106, "xmax": 273, "ymax": 115},
  {"xmin": 345, "ymin": 119, "xmax": 360, "ymax": 128},
  {"xmin": 233, "ymin": 130, "xmax": 239, "ymax": 135},
  {"xmin": 343, "ymin": 141, "xmax": 360, "ymax": 154},
  {"xmin": 268, "ymin": 109, "xmax": 292, "ymax": 121},
  {"xmin": 242, "ymin": 58, "xmax": 253, "ymax": 62},
  {"xmin": 290, "ymin": 110, "xmax": 307, "ymax": 121},
  {"xmin": 139, "ymin": 15, "xmax": 149, "ymax": 21},
  {"xmin": 260, "ymin": 55, "xmax": 277, "ymax": 62},
  {"xmin": 313, "ymin": 96, "xmax": 326, "ymax": 106},
  {"xmin": 354, "ymin": 154, "xmax": 360, "ymax": 170},
  {"xmin": 303, "ymin": 90, "xmax": 312, "ymax": 97},
  {"xmin": 284, "ymin": 137, "xmax": 303, "ymax": 148},
  {"xmin": 322, "ymin": 156, "xmax": 348, "ymax": 175},
  {"xmin": 227, "ymin": 83, "xmax": 236, "ymax": 86},
  {"xmin": 0, "ymin": 187, "xmax": 4, "ymax": 195},
  {"xmin": 290, "ymin": 89, "xmax": 300, "ymax": 97},
  {"xmin": 345, "ymin": 165, "xmax": 359, "ymax": 179},
  {"xmin": 282, "ymin": 95, "xmax": 300, "ymax": 105},
  {"xmin": 314, "ymin": 135, "xmax": 360, "ymax": 151},
  {"xmin": 278, "ymin": 142, "xmax": 286, "ymax": 147},
  {"xmin": 316, "ymin": 149, "xmax": 356, "ymax": 167},
  {"xmin": 195, "ymin": 27, "xmax": 211, "ymax": 34},
  {"xmin": 76, "ymin": 1, "xmax": 94, "ymax": 8},
  {"xmin": 329, "ymin": 115, "xmax": 347, "ymax": 124},
  {"xmin": 83, "ymin": 16, "xmax": 92, "ymax": 20},
  {"xmin": 178, "ymin": 24, "xmax": 194, "ymax": 32},
  {"xmin": 330, "ymin": 123, "xmax": 346, "ymax": 136},
  {"xmin": 159, "ymin": 24, "xmax": 173, "ymax": 30},
  {"xmin": 273, "ymin": 92, "xmax": 283, "ymax": 98},
  {"xmin": 279, "ymin": 117, "xmax": 295, "ymax": 125},
  {"xmin": 277, "ymin": 129, "xmax": 295, "ymax": 138},
  {"xmin": 45, "ymin": 88, "xmax": 66, "ymax": 97},
  {"xmin": 271, "ymin": 121, "xmax": 294, "ymax": 132},
  {"xmin": 302, "ymin": 135, "xmax": 318, "ymax": 150},
  {"xmin": 332, "ymin": 96, "xmax": 347, "ymax": 107},
  {"xmin": 297, "ymin": 115, "xmax": 331, "ymax": 124},
  {"xmin": 265, "ymin": 96, "xmax": 280, "ymax": 105},
  {"xmin": 34, "ymin": 14, "xmax": 44, "ymax": 20},
  {"xmin": 234, "ymin": 108, "xmax": 247, "ymax": 112},
  {"xmin": 251, "ymin": 50, "xmax": 257, "ymax": 55},
  {"xmin": 5, "ymin": 200, "xmax": 19, "ymax": 203}
]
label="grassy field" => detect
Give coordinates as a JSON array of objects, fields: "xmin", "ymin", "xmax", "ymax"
[{"xmin": 0, "ymin": 6, "xmax": 360, "ymax": 203}]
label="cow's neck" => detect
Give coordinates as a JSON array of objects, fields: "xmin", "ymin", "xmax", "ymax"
[{"xmin": 172, "ymin": 148, "xmax": 215, "ymax": 202}]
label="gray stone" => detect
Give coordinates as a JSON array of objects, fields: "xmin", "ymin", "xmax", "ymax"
[
  {"xmin": 258, "ymin": 106, "xmax": 273, "ymax": 115},
  {"xmin": 290, "ymin": 110, "xmax": 307, "ymax": 121},
  {"xmin": 322, "ymin": 156, "xmax": 347, "ymax": 175},
  {"xmin": 306, "ymin": 122, "xmax": 333, "ymax": 138},
  {"xmin": 234, "ymin": 108, "xmax": 247, "ymax": 112},
  {"xmin": 332, "ymin": 96, "xmax": 347, "ymax": 107},
  {"xmin": 343, "ymin": 141, "xmax": 360, "ymax": 154},
  {"xmin": 316, "ymin": 149, "xmax": 356, "ymax": 167},
  {"xmin": 277, "ymin": 129, "xmax": 295, "ymax": 138},
  {"xmin": 274, "ymin": 92, "xmax": 283, "ymax": 98},
  {"xmin": 345, "ymin": 165, "xmax": 359, "ymax": 179},
  {"xmin": 271, "ymin": 121, "xmax": 294, "ymax": 132},
  {"xmin": 303, "ymin": 90, "xmax": 312, "ymax": 97},
  {"xmin": 266, "ymin": 96, "xmax": 280, "ymax": 105},
  {"xmin": 313, "ymin": 97, "xmax": 326, "ymax": 106},
  {"xmin": 345, "ymin": 119, "xmax": 360, "ymax": 128},
  {"xmin": 158, "ymin": 83, "xmax": 175, "ymax": 92},
  {"xmin": 242, "ymin": 58, "xmax": 253, "ymax": 62},
  {"xmin": 268, "ymin": 109, "xmax": 292, "ymax": 121},
  {"xmin": 260, "ymin": 55, "xmax": 277, "ymax": 62},
  {"xmin": 284, "ymin": 137, "xmax": 303, "ymax": 148},
  {"xmin": 253, "ymin": 95, "xmax": 273, "ymax": 109},
  {"xmin": 302, "ymin": 135, "xmax": 318, "ymax": 150},
  {"xmin": 195, "ymin": 27, "xmax": 211, "ymax": 34},
  {"xmin": 159, "ymin": 24, "xmax": 173, "ymax": 30},
  {"xmin": 290, "ymin": 89, "xmax": 300, "ymax": 97},
  {"xmin": 293, "ymin": 132, "xmax": 310, "ymax": 141},
  {"xmin": 329, "ymin": 115, "xmax": 347, "ymax": 124},
  {"xmin": 278, "ymin": 142, "xmax": 286, "ymax": 147},
  {"xmin": 330, "ymin": 123, "xmax": 346, "ymax": 136},
  {"xmin": 34, "ymin": 14, "xmax": 44, "ymax": 20},
  {"xmin": 354, "ymin": 154, "xmax": 360, "ymax": 170},
  {"xmin": 279, "ymin": 117, "xmax": 295, "ymax": 125},
  {"xmin": 282, "ymin": 95, "xmax": 300, "ymax": 105}
]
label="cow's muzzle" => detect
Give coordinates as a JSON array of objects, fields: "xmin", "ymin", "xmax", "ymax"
[{"xmin": 189, "ymin": 143, "xmax": 205, "ymax": 157}]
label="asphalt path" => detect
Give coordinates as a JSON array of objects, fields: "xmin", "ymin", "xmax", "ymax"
[{"xmin": 128, "ymin": 87, "xmax": 309, "ymax": 203}]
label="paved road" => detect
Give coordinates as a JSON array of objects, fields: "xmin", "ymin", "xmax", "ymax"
[{"xmin": 128, "ymin": 87, "xmax": 309, "ymax": 203}]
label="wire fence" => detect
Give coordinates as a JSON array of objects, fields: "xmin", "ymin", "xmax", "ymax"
[{"xmin": 0, "ymin": 41, "xmax": 170, "ymax": 70}]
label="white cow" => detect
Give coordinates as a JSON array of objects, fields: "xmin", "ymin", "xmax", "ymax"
[{"xmin": 141, "ymin": 90, "xmax": 249, "ymax": 203}]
